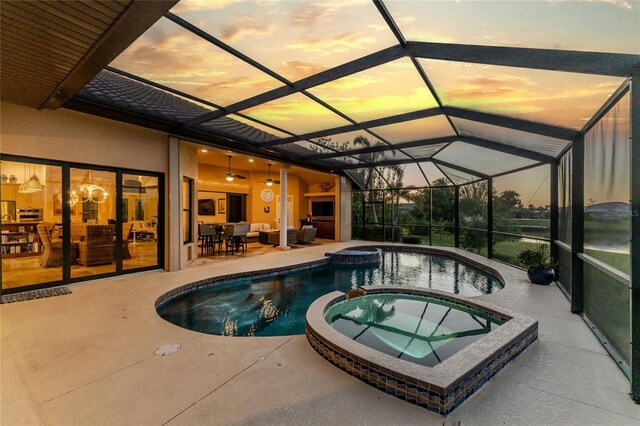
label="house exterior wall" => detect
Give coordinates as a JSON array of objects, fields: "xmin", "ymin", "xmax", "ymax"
[{"xmin": 0, "ymin": 102, "xmax": 173, "ymax": 270}]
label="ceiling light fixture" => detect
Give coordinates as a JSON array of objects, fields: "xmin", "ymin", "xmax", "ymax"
[
  {"xmin": 265, "ymin": 164, "xmax": 274, "ymax": 186},
  {"xmin": 18, "ymin": 163, "xmax": 43, "ymax": 193},
  {"xmin": 80, "ymin": 171, "xmax": 108, "ymax": 203},
  {"xmin": 226, "ymin": 156, "xmax": 235, "ymax": 181}
]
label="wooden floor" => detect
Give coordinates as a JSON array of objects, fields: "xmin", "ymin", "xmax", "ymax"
[
  {"xmin": 2, "ymin": 239, "xmax": 335, "ymax": 290},
  {"xmin": 1, "ymin": 242, "xmax": 158, "ymax": 290}
]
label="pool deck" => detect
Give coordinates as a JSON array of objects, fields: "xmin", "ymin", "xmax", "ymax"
[{"xmin": 2, "ymin": 241, "xmax": 639, "ymax": 425}]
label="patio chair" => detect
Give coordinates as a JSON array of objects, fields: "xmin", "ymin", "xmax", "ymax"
[
  {"xmin": 37, "ymin": 224, "xmax": 62, "ymax": 268},
  {"xmin": 224, "ymin": 223, "xmax": 249, "ymax": 254},
  {"xmin": 296, "ymin": 227, "xmax": 317, "ymax": 244},
  {"xmin": 78, "ymin": 224, "xmax": 115, "ymax": 266}
]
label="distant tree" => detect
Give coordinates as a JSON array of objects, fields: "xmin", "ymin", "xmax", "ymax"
[{"xmin": 459, "ymin": 181, "xmax": 488, "ymax": 253}]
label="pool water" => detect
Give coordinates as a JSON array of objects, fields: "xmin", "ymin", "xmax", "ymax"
[
  {"xmin": 157, "ymin": 251, "xmax": 502, "ymax": 337},
  {"xmin": 325, "ymin": 293, "xmax": 504, "ymax": 367}
]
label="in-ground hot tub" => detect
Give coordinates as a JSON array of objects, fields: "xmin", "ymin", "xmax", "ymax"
[{"xmin": 306, "ymin": 286, "xmax": 537, "ymax": 415}]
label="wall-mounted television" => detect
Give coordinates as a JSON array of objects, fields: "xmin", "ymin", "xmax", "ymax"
[
  {"xmin": 198, "ymin": 199, "xmax": 215, "ymax": 215},
  {"xmin": 311, "ymin": 201, "xmax": 334, "ymax": 218}
]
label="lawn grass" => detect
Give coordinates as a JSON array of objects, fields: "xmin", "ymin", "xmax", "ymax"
[{"xmin": 584, "ymin": 249, "xmax": 630, "ymax": 276}]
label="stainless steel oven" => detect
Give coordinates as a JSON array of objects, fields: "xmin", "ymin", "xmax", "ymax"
[{"xmin": 17, "ymin": 208, "xmax": 43, "ymax": 222}]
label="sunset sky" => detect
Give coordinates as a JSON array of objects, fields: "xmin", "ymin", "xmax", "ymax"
[{"xmin": 109, "ymin": 0, "xmax": 637, "ymax": 205}]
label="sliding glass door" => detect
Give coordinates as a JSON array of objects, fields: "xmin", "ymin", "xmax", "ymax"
[{"xmin": 1, "ymin": 155, "xmax": 164, "ymax": 293}]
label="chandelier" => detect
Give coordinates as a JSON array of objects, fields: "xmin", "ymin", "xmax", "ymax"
[
  {"xmin": 78, "ymin": 170, "xmax": 108, "ymax": 204},
  {"xmin": 80, "ymin": 183, "xmax": 108, "ymax": 203},
  {"xmin": 56, "ymin": 190, "xmax": 79, "ymax": 207}
]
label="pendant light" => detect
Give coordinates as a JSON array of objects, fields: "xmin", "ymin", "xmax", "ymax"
[{"xmin": 18, "ymin": 163, "xmax": 43, "ymax": 193}]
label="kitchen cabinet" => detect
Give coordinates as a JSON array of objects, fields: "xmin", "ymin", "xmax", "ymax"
[{"xmin": 1, "ymin": 183, "xmax": 18, "ymax": 201}]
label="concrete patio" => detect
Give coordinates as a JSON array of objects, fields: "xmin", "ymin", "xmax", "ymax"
[{"xmin": 2, "ymin": 242, "xmax": 638, "ymax": 425}]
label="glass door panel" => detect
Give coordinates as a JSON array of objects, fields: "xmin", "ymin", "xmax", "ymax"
[
  {"xmin": 1, "ymin": 160, "xmax": 62, "ymax": 290},
  {"xmin": 123, "ymin": 174, "xmax": 159, "ymax": 270},
  {"xmin": 70, "ymin": 168, "xmax": 116, "ymax": 279}
]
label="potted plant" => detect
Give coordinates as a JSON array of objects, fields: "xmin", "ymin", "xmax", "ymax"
[{"xmin": 516, "ymin": 244, "xmax": 555, "ymax": 285}]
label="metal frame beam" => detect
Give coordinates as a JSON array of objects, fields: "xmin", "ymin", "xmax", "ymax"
[
  {"xmin": 264, "ymin": 106, "xmax": 575, "ymax": 149},
  {"xmin": 308, "ymin": 136, "xmax": 457, "ymax": 159},
  {"xmin": 630, "ymin": 73, "xmax": 640, "ymax": 403},
  {"xmin": 183, "ymin": 44, "xmax": 406, "ymax": 127},
  {"xmin": 570, "ymin": 136, "xmax": 585, "ymax": 314},
  {"xmin": 487, "ymin": 177, "xmax": 494, "ymax": 259},
  {"xmin": 309, "ymin": 133, "xmax": 553, "ymax": 163},
  {"xmin": 405, "ymin": 41, "xmax": 640, "ymax": 77},
  {"xmin": 490, "ymin": 162, "xmax": 546, "ymax": 179},
  {"xmin": 550, "ymin": 162, "xmax": 559, "ymax": 262},
  {"xmin": 341, "ymin": 157, "xmax": 488, "ymax": 179},
  {"xmin": 431, "ymin": 159, "xmax": 490, "ymax": 179},
  {"xmin": 444, "ymin": 106, "xmax": 578, "ymax": 140},
  {"xmin": 459, "ymin": 136, "xmax": 555, "ymax": 163},
  {"xmin": 262, "ymin": 108, "xmax": 442, "ymax": 147},
  {"xmin": 454, "ymin": 186, "xmax": 460, "ymax": 248},
  {"xmin": 579, "ymin": 78, "xmax": 631, "ymax": 137}
]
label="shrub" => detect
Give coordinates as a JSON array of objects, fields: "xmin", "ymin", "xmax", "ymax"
[
  {"xmin": 516, "ymin": 244, "xmax": 550, "ymax": 268},
  {"xmin": 401, "ymin": 235, "xmax": 422, "ymax": 244}
]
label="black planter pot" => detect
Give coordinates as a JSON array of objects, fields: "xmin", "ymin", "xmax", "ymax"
[{"xmin": 527, "ymin": 266, "xmax": 555, "ymax": 285}]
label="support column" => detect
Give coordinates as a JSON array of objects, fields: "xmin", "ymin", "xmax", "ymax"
[
  {"xmin": 630, "ymin": 74, "xmax": 640, "ymax": 403},
  {"xmin": 454, "ymin": 186, "xmax": 460, "ymax": 248},
  {"xmin": 550, "ymin": 162, "xmax": 559, "ymax": 262},
  {"xmin": 278, "ymin": 165, "xmax": 291, "ymax": 251},
  {"xmin": 339, "ymin": 176, "xmax": 352, "ymax": 241},
  {"xmin": 167, "ymin": 137, "xmax": 181, "ymax": 271},
  {"xmin": 570, "ymin": 136, "xmax": 584, "ymax": 314},
  {"xmin": 487, "ymin": 178, "xmax": 493, "ymax": 259}
]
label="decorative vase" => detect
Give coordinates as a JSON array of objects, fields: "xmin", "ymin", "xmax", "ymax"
[
  {"xmin": 8, "ymin": 175, "xmax": 17, "ymax": 183},
  {"xmin": 0, "ymin": 174, "xmax": 6, "ymax": 183},
  {"xmin": 527, "ymin": 266, "xmax": 555, "ymax": 285}
]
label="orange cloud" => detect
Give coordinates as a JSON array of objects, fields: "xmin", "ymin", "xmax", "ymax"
[
  {"xmin": 220, "ymin": 23, "xmax": 277, "ymax": 42},
  {"xmin": 286, "ymin": 33, "xmax": 378, "ymax": 56},
  {"xmin": 171, "ymin": 0, "xmax": 241, "ymax": 13},
  {"xmin": 278, "ymin": 60, "xmax": 329, "ymax": 81}
]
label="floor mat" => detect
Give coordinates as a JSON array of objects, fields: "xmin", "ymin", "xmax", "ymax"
[{"xmin": 1, "ymin": 286, "xmax": 72, "ymax": 304}]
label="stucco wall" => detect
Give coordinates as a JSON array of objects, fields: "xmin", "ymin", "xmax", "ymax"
[{"xmin": 1, "ymin": 102, "xmax": 168, "ymax": 172}]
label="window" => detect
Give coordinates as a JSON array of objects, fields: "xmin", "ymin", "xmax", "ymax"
[{"xmin": 182, "ymin": 177, "xmax": 193, "ymax": 244}]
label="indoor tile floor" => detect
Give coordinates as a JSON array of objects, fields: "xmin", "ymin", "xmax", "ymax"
[{"xmin": 1, "ymin": 242, "xmax": 638, "ymax": 425}]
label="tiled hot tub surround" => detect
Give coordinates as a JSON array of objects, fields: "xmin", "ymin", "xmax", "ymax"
[
  {"xmin": 306, "ymin": 286, "xmax": 538, "ymax": 416},
  {"xmin": 325, "ymin": 248, "xmax": 383, "ymax": 264}
]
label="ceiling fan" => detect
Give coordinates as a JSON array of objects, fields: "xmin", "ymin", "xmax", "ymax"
[
  {"xmin": 258, "ymin": 163, "xmax": 280, "ymax": 186},
  {"xmin": 225, "ymin": 155, "xmax": 247, "ymax": 181}
]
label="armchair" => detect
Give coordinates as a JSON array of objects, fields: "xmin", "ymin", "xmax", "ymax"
[
  {"xmin": 78, "ymin": 224, "xmax": 115, "ymax": 266},
  {"xmin": 296, "ymin": 227, "xmax": 317, "ymax": 244},
  {"xmin": 37, "ymin": 224, "xmax": 62, "ymax": 268},
  {"xmin": 267, "ymin": 228, "xmax": 296, "ymax": 246}
]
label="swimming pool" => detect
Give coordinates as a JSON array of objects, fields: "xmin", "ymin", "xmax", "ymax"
[{"xmin": 156, "ymin": 249, "xmax": 503, "ymax": 337}]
